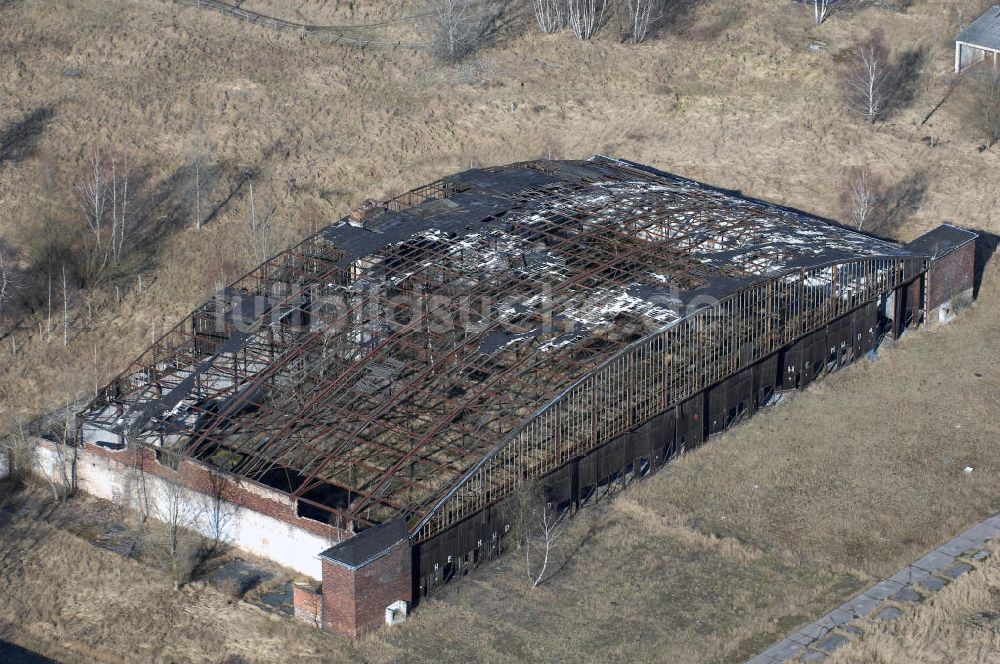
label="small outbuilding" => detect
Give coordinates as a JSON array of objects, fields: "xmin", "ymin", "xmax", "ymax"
[{"xmin": 956, "ymin": 6, "xmax": 1000, "ymax": 73}]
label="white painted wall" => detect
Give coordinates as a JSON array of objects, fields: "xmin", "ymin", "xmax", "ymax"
[{"xmin": 32, "ymin": 440, "xmax": 326, "ymax": 580}]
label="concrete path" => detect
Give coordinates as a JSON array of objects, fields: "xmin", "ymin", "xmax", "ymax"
[{"xmin": 746, "ymin": 514, "xmax": 1000, "ymax": 663}]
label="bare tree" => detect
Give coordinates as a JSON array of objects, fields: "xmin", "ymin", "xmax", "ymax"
[
  {"xmin": 48, "ymin": 411, "xmax": 76, "ymax": 502},
  {"xmin": 79, "ymin": 149, "xmax": 108, "ymax": 262},
  {"xmin": 155, "ymin": 479, "xmax": 201, "ymax": 590},
  {"xmin": 110, "ymin": 155, "xmax": 131, "ymax": 258},
  {"xmin": 244, "ymin": 177, "xmax": 277, "ymax": 265},
  {"xmin": 964, "ymin": 69, "xmax": 1000, "ymax": 149},
  {"xmin": 1, "ymin": 418, "xmax": 72, "ymax": 501},
  {"xmin": 76, "ymin": 147, "xmax": 133, "ymax": 282},
  {"xmin": 844, "ymin": 31, "xmax": 891, "ymax": 124},
  {"xmin": 46, "ymin": 272, "xmax": 52, "ymax": 341},
  {"xmin": 434, "ymin": 0, "xmax": 470, "ymax": 59},
  {"xmin": 188, "ymin": 118, "xmax": 210, "ymax": 230},
  {"xmin": 122, "ymin": 446, "xmax": 151, "ymax": 522},
  {"xmin": 843, "ymin": 166, "xmax": 884, "ymax": 231},
  {"xmin": 532, "ymin": 0, "xmax": 562, "ymax": 33},
  {"xmin": 567, "ymin": 0, "xmax": 608, "ymax": 40},
  {"xmin": 625, "ymin": 0, "xmax": 659, "ymax": 43},
  {"xmin": 0, "ymin": 245, "xmax": 16, "ymax": 329},
  {"xmin": 812, "ymin": 0, "xmax": 833, "ymax": 25},
  {"xmin": 524, "ymin": 501, "xmax": 566, "ymax": 587},
  {"xmin": 203, "ymin": 469, "xmax": 238, "ymax": 548},
  {"xmin": 430, "ymin": 0, "xmax": 494, "ymax": 61},
  {"xmin": 0, "ymin": 422, "xmax": 38, "ymax": 485},
  {"xmin": 61, "ymin": 264, "xmax": 69, "ymax": 347}
]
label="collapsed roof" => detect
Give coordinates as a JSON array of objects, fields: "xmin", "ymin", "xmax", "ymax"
[{"xmin": 80, "ymin": 156, "xmax": 918, "ymax": 531}]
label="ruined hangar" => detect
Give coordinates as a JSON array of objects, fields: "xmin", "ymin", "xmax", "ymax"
[{"xmin": 78, "ymin": 156, "xmax": 975, "ymax": 636}]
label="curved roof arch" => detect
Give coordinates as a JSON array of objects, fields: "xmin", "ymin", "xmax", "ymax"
[
  {"xmin": 80, "ymin": 156, "xmax": 923, "ymax": 533},
  {"xmin": 410, "ymin": 252, "xmax": 925, "ymax": 539}
]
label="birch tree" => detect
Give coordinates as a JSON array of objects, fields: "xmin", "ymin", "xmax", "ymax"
[
  {"xmin": 3, "ymin": 418, "xmax": 72, "ymax": 501},
  {"xmin": 844, "ymin": 31, "xmax": 891, "ymax": 124},
  {"xmin": 436, "ymin": 0, "xmax": 468, "ymax": 59},
  {"xmin": 812, "ymin": 0, "xmax": 833, "ymax": 25},
  {"xmin": 532, "ymin": 0, "xmax": 562, "ymax": 33},
  {"xmin": 844, "ymin": 166, "xmax": 884, "ymax": 231},
  {"xmin": 524, "ymin": 501, "xmax": 566, "ymax": 587},
  {"xmin": 61, "ymin": 264, "xmax": 69, "ymax": 347},
  {"xmin": 156, "ymin": 479, "xmax": 201, "ymax": 590},
  {"xmin": 109, "ymin": 155, "xmax": 130, "ymax": 258},
  {"xmin": 625, "ymin": 0, "xmax": 659, "ymax": 43},
  {"xmin": 244, "ymin": 177, "xmax": 277, "ymax": 265},
  {"xmin": 77, "ymin": 147, "xmax": 133, "ymax": 282},
  {"xmin": 79, "ymin": 149, "xmax": 108, "ymax": 262},
  {"xmin": 0, "ymin": 245, "xmax": 15, "ymax": 328},
  {"xmin": 567, "ymin": 0, "xmax": 608, "ymax": 40},
  {"xmin": 49, "ymin": 411, "xmax": 75, "ymax": 502}
]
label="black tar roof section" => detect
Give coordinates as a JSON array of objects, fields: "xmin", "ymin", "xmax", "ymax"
[
  {"xmin": 321, "ymin": 155, "xmax": 916, "ymax": 305},
  {"xmin": 905, "ymin": 224, "xmax": 978, "ymax": 260},
  {"xmin": 319, "ymin": 518, "xmax": 408, "ymax": 569},
  {"xmin": 958, "ymin": 6, "xmax": 1000, "ymax": 51}
]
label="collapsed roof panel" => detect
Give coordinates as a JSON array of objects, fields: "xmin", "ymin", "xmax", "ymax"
[{"xmin": 79, "ymin": 156, "xmax": 921, "ymax": 530}]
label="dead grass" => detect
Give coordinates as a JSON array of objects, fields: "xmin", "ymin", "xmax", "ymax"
[
  {"xmin": 239, "ymin": 0, "xmax": 412, "ymax": 25},
  {"xmin": 2, "ymin": 0, "xmax": 1000, "ymax": 661},
  {"xmin": 629, "ymin": 276, "xmax": 1000, "ymax": 580},
  {"xmin": 0, "ymin": 485, "xmax": 361, "ymax": 663},
  {"xmin": 0, "ymin": 482, "xmax": 860, "ymax": 664},
  {"xmin": 830, "ymin": 540, "xmax": 1000, "ymax": 663},
  {"xmin": 1, "ymin": 0, "xmax": 999, "ymax": 426},
  {"xmin": 364, "ymin": 500, "xmax": 860, "ymax": 664}
]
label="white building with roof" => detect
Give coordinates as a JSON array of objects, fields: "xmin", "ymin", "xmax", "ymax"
[{"xmin": 956, "ymin": 5, "xmax": 1000, "ymax": 73}]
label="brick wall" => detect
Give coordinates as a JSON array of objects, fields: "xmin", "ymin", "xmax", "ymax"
[
  {"xmin": 927, "ymin": 242, "xmax": 975, "ymax": 311},
  {"xmin": 293, "ymin": 582, "xmax": 322, "ymax": 625},
  {"xmin": 321, "ymin": 559, "xmax": 357, "ymax": 637},
  {"xmin": 321, "ymin": 540, "xmax": 412, "ymax": 638},
  {"xmin": 81, "ymin": 442, "xmax": 347, "ymax": 541},
  {"xmin": 32, "ymin": 438, "xmax": 344, "ymax": 578}
]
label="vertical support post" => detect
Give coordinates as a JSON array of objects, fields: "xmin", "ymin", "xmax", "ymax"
[
  {"xmin": 571, "ymin": 458, "xmax": 580, "ymax": 512},
  {"xmin": 892, "ymin": 285, "xmax": 905, "ymax": 339}
]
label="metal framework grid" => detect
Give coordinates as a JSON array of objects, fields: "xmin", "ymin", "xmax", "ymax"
[{"xmin": 79, "ymin": 156, "xmax": 924, "ymax": 537}]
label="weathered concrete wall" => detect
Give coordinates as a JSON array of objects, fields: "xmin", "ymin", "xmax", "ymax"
[
  {"xmin": 30, "ymin": 439, "xmax": 331, "ymax": 579},
  {"xmin": 0, "ymin": 449, "xmax": 9, "ymax": 479}
]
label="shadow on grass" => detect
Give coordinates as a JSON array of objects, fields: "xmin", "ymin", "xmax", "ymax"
[
  {"xmin": 0, "ymin": 106, "xmax": 54, "ymax": 168},
  {"xmin": 877, "ymin": 170, "xmax": 929, "ymax": 238},
  {"xmin": 884, "ymin": 45, "xmax": 929, "ymax": 122},
  {"xmin": 540, "ymin": 520, "xmax": 598, "ymax": 585},
  {"xmin": 0, "ymin": 637, "xmax": 57, "ymax": 664},
  {"xmin": 972, "ymin": 230, "xmax": 1000, "ymax": 299}
]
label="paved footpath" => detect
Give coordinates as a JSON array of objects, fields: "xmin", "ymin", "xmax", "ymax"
[{"xmin": 746, "ymin": 513, "xmax": 1000, "ymax": 663}]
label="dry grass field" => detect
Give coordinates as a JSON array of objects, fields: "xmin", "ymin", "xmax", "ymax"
[
  {"xmin": 3, "ymin": 0, "xmax": 1000, "ymax": 661},
  {"xmin": 830, "ymin": 539, "xmax": 1000, "ymax": 663}
]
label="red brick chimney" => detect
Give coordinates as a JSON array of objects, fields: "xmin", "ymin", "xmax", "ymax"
[{"xmin": 348, "ymin": 199, "xmax": 380, "ymax": 226}]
